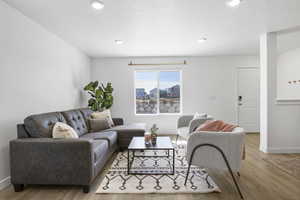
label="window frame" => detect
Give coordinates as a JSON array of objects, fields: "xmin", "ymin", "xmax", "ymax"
[{"xmin": 134, "ymin": 69, "xmax": 183, "ymax": 116}]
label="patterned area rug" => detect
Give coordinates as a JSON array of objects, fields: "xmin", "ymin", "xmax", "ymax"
[{"xmin": 96, "ymin": 144, "xmax": 220, "ymax": 194}]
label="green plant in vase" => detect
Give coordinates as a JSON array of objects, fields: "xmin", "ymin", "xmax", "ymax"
[
  {"xmin": 150, "ymin": 124, "xmax": 159, "ymax": 145},
  {"xmin": 83, "ymin": 81, "xmax": 114, "ymax": 111}
]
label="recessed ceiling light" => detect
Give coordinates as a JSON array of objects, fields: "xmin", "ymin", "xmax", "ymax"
[
  {"xmin": 226, "ymin": 0, "xmax": 242, "ymax": 7},
  {"xmin": 197, "ymin": 38, "xmax": 207, "ymax": 43},
  {"xmin": 90, "ymin": 0, "xmax": 104, "ymax": 10},
  {"xmin": 115, "ymin": 40, "xmax": 124, "ymax": 44}
]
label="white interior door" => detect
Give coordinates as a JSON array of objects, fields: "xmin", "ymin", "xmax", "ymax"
[{"xmin": 237, "ymin": 68, "xmax": 260, "ymax": 132}]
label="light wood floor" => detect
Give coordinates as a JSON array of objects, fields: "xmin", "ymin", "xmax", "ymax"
[{"xmin": 1, "ymin": 134, "xmax": 300, "ymax": 200}]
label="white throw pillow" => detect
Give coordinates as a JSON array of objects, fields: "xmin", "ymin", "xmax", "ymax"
[
  {"xmin": 91, "ymin": 109, "xmax": 114, "ymax": 127},
  {"xmin": 52, "ymin": 122, "xmax": 79, "ymax": 139},
  {"xmin": 193, "ymin": 112, "xmax": 207, "ymax": 120}
]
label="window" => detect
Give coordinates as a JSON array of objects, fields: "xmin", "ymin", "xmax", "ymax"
[{"xmin": 135, "ymin": 70, "xmax": 181, "ymax": 115}]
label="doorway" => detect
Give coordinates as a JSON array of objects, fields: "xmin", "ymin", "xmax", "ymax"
[{"xmin": 237, "ymin": 67, "xmax": 260, "ymax": 133}]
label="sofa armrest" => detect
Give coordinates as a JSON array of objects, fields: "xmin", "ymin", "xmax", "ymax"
[
  {"xmin": 186, "ymin": 130, "xmax": 245, "ymax": 171},
  {"xmin": 17, "ymin": 124, "xmax": 30, "ymax": 138},
  {"xmin": 10, "ymin": 138, "xmax": 94, "ymax": 185},
  {"xmin": 112, "ymin": 118, "xmax": 124, "ymax": 126}
]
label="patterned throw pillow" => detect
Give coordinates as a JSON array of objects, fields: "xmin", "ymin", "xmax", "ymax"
[
  {"xmin": 193, "ymin": 112, "xmax": 207, "ymax": 120},
  {"xmin": 52, "ymin": 122, "xmax": 79, "ymax": 139},
  {"xmin": 91, "ymin": 110, "xmax": 114, "ymax": 127}
]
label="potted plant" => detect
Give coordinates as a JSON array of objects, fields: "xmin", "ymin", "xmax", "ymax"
[
  {"xmin": 150, "ymin": 124, "xmax": 159, "ymax": 145},
  {"xmin": 83, "ymin": 81, "xmax": 114, "ymax": 111}
]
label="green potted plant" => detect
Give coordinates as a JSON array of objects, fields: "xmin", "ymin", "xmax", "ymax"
[{"xmin": 83, "ymin": 81, "xmax": 114, "ymax": 111}]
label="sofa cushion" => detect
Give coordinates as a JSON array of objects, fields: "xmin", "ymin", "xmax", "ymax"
[
  {"xmin": 78, "ymin": 108, "xmax": 93, "ymax": 129},
  {"xmin": 107, "ymin": 123, "xmax": 146, "ymax": 148},
  {"xmin": 61, "ymin": 110, "xmax": 88, "ymax": 137},
  {"xmin": 92, "ymin": 139, "xmax": 109, "ymax": 162},
  {"xmin": 80, "ymin": 131, "xmax": 117, "ymax": 150},
  {"xmin": 88, "ymin": 118, "xmax": 110, "ymax": 132},
  {"xmin": 108, "ymin": 123, "xmax": 146, "ymax": 136},
  {"xmin": 24, "ymin": 112, "xmax": 66, "ymax": 138}
]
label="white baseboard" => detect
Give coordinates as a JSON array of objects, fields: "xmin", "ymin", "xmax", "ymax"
[
  {"xmin": 259, "ymin": 146, "xmax": 268, "ymax": 153},
  {"xmin": 0, "ymin": 176, "xmax": 11, "ymax": 190},
  {"xmin": 266, "ymin": 147, "xmax": 300, "ymax": 154}
]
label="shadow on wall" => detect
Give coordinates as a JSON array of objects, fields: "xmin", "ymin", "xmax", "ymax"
[{"xmin": 71, "ymin": 64, "xmax": 90, "ymax": 108}]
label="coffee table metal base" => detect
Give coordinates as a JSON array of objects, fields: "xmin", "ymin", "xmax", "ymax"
[{"xmin": 127, "ymin": 149, "xmax": 175, "ymax": 175}]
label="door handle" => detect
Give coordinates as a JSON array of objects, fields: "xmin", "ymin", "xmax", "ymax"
[
  {"xmin": 238, "ymin": 96, "xmax": 243, "ymax": 106},
  {"xmin": 238, "ymin": 96, "xmax": 242, "ymax": 101}
]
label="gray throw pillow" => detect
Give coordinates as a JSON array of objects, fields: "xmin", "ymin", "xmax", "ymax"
[{"xmin": 88, "ymin": 118, "xmax": 110, "ymax": 132}]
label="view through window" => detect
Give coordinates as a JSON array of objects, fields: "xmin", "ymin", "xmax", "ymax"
[{"xmin": 135, "ymin": 70, "xmax": 181, "ymax": 114}]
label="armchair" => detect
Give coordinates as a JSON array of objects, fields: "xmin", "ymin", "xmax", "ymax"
[
  {"xmin": 184, "ymin": 127, "xmax": 245, "ymax": 199},
  {"xmin": 176, "ymin": 114, "xmax": 213, "ymax": 142}
]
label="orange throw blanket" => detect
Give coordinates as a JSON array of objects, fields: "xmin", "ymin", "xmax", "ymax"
[
  {"xmin": 196, "ymin": 120, "xmax": 238, "ymax": 132},
  {"xmin": 196, "ymin": 120, "xmax": 246, "ymax": 160}
]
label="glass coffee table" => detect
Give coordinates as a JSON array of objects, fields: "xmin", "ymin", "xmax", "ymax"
[{"xmin": 127, "ymin": 136, "xmax": 175, "ymax": 175}]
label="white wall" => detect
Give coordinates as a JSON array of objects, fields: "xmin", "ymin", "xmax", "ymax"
[
  {"xmin": 0, "ymin": 1, "xmax": 90, "ymax": 189},
  {"xmin": 277, "ymin": 48, "xmax": 300, "ymax": 100},
  {"xmin": 91, "ymin": 56, "xmax": 259, "ymax": 134},
  {"xmin": 260, "ymin": 33, "xmax": 300, "ymax": 153},
  {"xmin": 272, "ymin": 47, "xmax": 300, "ymax": 152},
  {"xmin": 259, "ymin": 33, "xmax": 277, "ymax": 153}
]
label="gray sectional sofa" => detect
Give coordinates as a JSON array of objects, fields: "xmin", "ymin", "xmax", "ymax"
[{"xmin": 10, "ymin": 108, "xmax": 146, "ymax": 193}]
